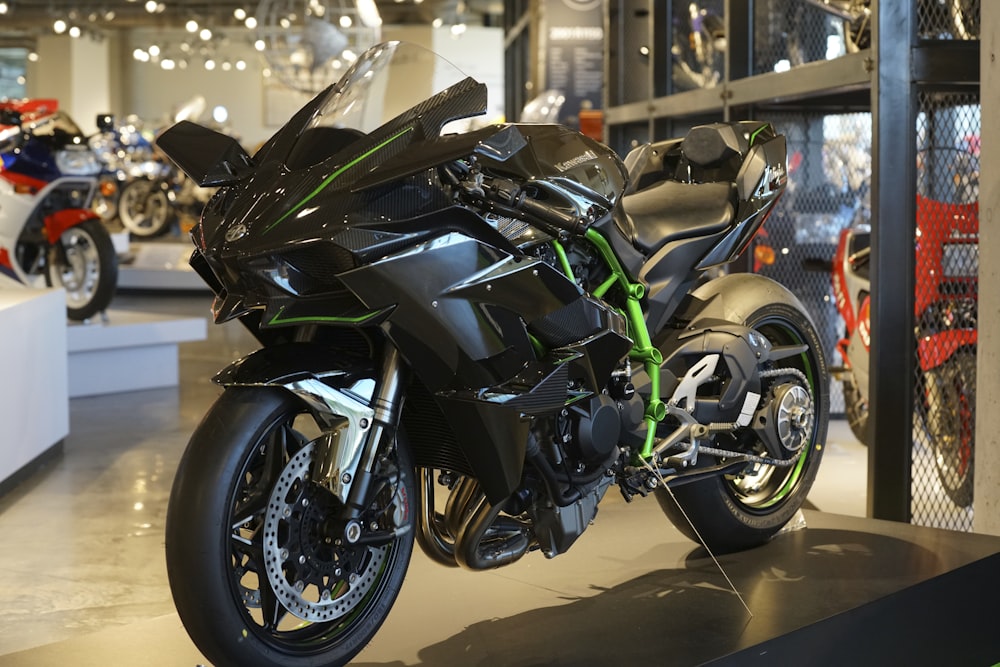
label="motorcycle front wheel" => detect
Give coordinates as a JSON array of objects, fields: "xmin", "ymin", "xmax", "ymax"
[
  {"xmin": 842, "ymin": 376, "xmax": 871, "ymax": 446},
  {"xmin": 45, "ymin": 217, "xmax": 118, "ymax": 321},
  {"xmin": 926, "ymin": 350, "xmax": 976, "ymax": 508},
  {"xmin": 166, "ymin": 386, "xmax": 415, "ymax": 667},
  {"xmin": 118, "ymin": 178, "xmax": 172, "ymax": 238},
  {"xmin": 656, "ymin": 300, "xmax": 829, "ymax": 553}
]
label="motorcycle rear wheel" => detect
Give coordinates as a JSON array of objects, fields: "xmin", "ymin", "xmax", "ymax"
[
  {"xmin": 656, "ymin": 299, "xmax": 829, "ymax": 554},
  {"xmin": 45, "ymin": 217, "xmax": 118, "ymax": 321},
  {"xmin": 166, "ymin": 386, "xmax": 415, "ymax": 667}
]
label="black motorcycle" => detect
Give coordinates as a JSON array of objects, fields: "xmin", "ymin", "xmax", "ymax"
[{"xmin": 157, "ymin": 41, "xmax": 828, "ymax": 667}]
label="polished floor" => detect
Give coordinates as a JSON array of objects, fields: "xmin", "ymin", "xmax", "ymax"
[{"xmin": 0, "ymin": 291, "xmax": 942, "ymax": 664}]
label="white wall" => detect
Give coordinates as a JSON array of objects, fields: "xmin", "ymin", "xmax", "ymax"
[
  {"xmin": 123, "ymin": 28, "xmax": 269, "ymax": 146},
  {"xmin": 117, "ymin": 26, "xmax": 503, "ymax": 149},
  {"xmin": 28, "ymin": 34, "xmax": 112, "ymax": 135}
]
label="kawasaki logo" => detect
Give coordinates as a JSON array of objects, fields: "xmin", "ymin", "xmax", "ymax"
[{"xmin": 554, "ymin": 150, "xmax": 598, "ymax": 172}]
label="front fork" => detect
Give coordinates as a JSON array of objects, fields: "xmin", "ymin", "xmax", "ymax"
[{"xmin": 272, "ymin": 345, "xmax": 405, "ymax": 519}]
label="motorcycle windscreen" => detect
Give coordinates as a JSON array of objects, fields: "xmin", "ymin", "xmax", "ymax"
[{"xmin": 281, "ymin": 41, "xmax": 488, "ymax": 173}]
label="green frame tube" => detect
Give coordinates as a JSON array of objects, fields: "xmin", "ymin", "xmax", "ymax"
[{"xmin": 583, "ymin": 229, "xmax": 664, "ymax": 458}]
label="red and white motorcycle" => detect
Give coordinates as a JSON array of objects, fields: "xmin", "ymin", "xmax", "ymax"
[
  {"xmin": 0, "ymin": 99, "xmax": 118, "ymax": 321},
  {"xmin": 807, "ymin": 146, "xmax": 978, "ymax": 508}
]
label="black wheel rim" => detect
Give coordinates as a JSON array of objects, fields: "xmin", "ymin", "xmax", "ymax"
[
  {"xmin": 225, "ymin": 408, "xmax": 406, "ymax": 654},
  {"xmin": 724, "ymin": 314, "xmax": 825, "ymax": 512}
]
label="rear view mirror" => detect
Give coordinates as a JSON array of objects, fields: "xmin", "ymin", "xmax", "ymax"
[{"xmin": 156, "ymin": 120, "xmax": 254, "ymax": 187}]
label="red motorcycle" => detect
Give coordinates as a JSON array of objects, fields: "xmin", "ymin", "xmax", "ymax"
[{"xmin": 808, "ymin": 146, "xmax": 978, "ymax": 507}]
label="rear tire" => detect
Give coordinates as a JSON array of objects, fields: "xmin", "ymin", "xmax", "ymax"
[
  {"xmin": 655, "ymin": 292, "xmax": 829, "ymax": 554},
  {"xmin": 166, "ymin": 386, "xmax": 415, "ymax": 667}
]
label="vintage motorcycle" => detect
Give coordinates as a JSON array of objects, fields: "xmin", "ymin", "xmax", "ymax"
[
  {"xmin": 158, "ymin": 41, "xmax": 828, "ymax": 667},
  {"xmin": 805, "ymin": 145, "xmax": 978, "ymax": 507},
  {"xmin": 805, "ymin": 223, "xmax": 871, "ymax": 445},
  {"xmin": 0, "ymin": 99, "xmax": 118, "ymax": 321}
]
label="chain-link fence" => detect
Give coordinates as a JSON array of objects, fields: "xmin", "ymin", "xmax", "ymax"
[
  {"xmin": 918, "ymin": 0, "xmax": 979, "ymax": 40},
  {"xmin": 752, "ymin": 0, "xmax": 848, "ymax": 75},
  {"xmin": 910, "ymin": 92, "xmax": 980, "ymax": 531},
  {"xmin": 671, "ymin": 0, "xmax": 725, "ymax": 91},
  {"xmin": 750, "ymin": 112, "xmax": 873, "ymax": 418}
]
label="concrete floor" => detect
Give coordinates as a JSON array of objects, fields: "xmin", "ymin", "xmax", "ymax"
[{"xmin": 0, "ymin": 292, "xmax": 913, "ymax": 664}]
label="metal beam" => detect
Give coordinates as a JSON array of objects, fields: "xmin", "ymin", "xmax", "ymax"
[{"xmin": 868, "ymin": 0, "xmax": 916, "ymax": 522}]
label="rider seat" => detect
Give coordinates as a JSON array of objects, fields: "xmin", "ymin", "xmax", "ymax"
[
  {"xmin": 619, "ymin": 123, "xmax": 748, "ymax": 256},
  {"xmin": 621, "ymin": 180, "xmax": 736, "ymax": 256}
]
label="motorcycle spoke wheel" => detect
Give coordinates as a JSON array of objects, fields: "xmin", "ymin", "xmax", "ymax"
[
  {"xmin": 166, "ymin": 386, "xmax": 415, "ymax": 667},
  {"xmin": 118, "ymin": 180, "xmax": 172, "ymax": 237},
  {"xmin": 46, "ymin": 218, "xmax": 118, "ymax": 321},
  {"xmin": 928, "ymin": 351, "xmax": 976, "ymax": 508}
]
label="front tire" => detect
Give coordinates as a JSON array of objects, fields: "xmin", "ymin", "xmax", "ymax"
[
  {"xmin": 926, "ymin": 350, "xmax": 976, "ymax": 508},
  {"xmin": 46, "ymin": 217, "xmax": 118, "ymax": 321},
  {"xmin": 843, "ymin": 376, "xmax": 871, "ymax": 446},
  {"xmin": 655, "ymin": 288, "xmax": 829, "ymax": 553},
  {"xmin": 166, "ymin": 386, "xmax": 415, "ymax": 667},
  {"xmin": 118, "ymin": 178, "xmax": 173, "ymax": 238}
]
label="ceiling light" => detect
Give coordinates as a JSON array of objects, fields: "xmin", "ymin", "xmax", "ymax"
[
  {"xmin": 235, "ymin": 59, "xmax": 247, "ymax": 71},
  {"xmin": 145, "ymin": 0, "xmax": 157, "ymax": 12},
  {"xmin": 254, "ymin": 39, "xmax": 265, "ymax": 51},
  {"xmin": 200, "ymin": 28, "xmax": 212, "ymax": 40},
  {"xmin": 234, "ymin": 8, "xmax": 247, "ymax": 20},
  {"xmin": 53, "ymin": 19, "xmax": 68, "ymax": 34},
  {"xmin": 186, "ymin": 19, "xmax": 198, "ymax": 32},
  {"xmin": 205, "ymin": 59, "xmax": 216, "ymax": 70},
  {"xmin": 244, "ymin": 16, "xmax": 257, "ymax": 29},
  {"xmin": 0, "ymin": 3, "xmax": 9, "ymax": 15},
  {"xmin": 161, "ymin": 59, "xmax": 176, "ymax": 70},
  {"xmin": 148, "ymin": 44, "xmax": 160, "ymax": 57},
  {"xmin": 27, "ymin": 52, "xmax": 39, "ymax": 62},
  {"xmin": 69, "ymin": 26, "xmax": 82, "ymax": 38},
  {"xmin": 340, "ymin": 16, "xmax": 352, "ymax": 28}
]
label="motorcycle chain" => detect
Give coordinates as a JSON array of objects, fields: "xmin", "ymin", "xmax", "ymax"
[{"xmin": 690, "ymin": 366, "xmax": 815, "ymax": 468}]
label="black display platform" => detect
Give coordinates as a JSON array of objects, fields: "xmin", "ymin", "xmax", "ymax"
[{"xmin": 2, "ymin": 506, "xmax": 998, "ymax": 666}]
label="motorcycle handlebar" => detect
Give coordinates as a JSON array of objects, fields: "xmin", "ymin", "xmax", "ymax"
[
  {"xmin": 513, "ymin": 193, "xmax": 585, "ymax": 234},
  {"xmin": 482, "ymin": 176, "xmax": 584, "ymax": 235}
]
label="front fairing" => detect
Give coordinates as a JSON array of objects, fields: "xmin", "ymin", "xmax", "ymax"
[{"xmin": 192, "ymin": 44, "xmax": 489, "ymax": 259}]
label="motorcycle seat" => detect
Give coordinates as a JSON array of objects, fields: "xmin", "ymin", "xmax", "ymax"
[{"xmin": 621, "ymin": 179, "xmax": 736, "ymax": 256}]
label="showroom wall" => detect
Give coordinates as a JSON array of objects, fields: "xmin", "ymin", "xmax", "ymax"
[
  {"xmin": 26, "ymin": 25, "xmax": 504, "ymax": 148},
  {"xmin": 29, "ymin": 34, "xmax": 112, "ymax": 136}
]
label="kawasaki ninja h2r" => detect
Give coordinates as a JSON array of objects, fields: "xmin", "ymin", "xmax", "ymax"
[{"xmin": 157, "ymin": 41, "xmax": 828, "ymax": 667}]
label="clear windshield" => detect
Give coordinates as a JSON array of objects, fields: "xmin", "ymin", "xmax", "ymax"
[{"xmin": 292, "ymin": 41, "xmax": 478, "ymax": 150}]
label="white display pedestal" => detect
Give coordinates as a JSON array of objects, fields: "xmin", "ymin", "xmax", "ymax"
[
  {"xmin": 66, "ymin": 309, "xmax": 207, "ymax": 398},
  {"xmin": 0, "ymin": 288, "xmax": 69, "ymax": 487},
  {"xmin": 117, "ymin": 241, "xmax": 208, "ymax": 291}
]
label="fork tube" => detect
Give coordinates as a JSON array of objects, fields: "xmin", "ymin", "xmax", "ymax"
[{"xmin": 344, "ymin": 345, "xmax": 405, "ymax": 516}]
